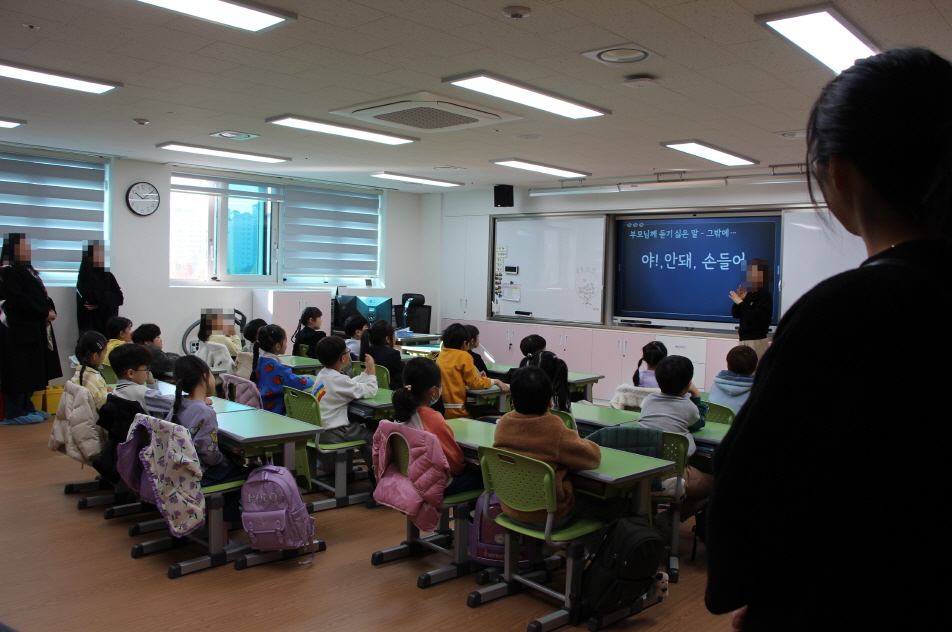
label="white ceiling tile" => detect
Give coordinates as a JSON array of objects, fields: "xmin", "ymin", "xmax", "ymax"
[
  {"xmin": 279, "ymin": 19, "xmax": 393, "ymax": 56},
  {"xmin": 279, "ymin": 44, "xmax": 401, "ymax": 77},
  {"xmin": 0, "ymin": 13, "xmax": 61, "ymax": 50},
  {"xmin": 23, "ymin": 38, "xmax": 161, "ymax": 75},
  {"xmin": 292, "ymin": 67, "xmax": 405, "ymax": 94},
  {"xmin": 368, "ymin": 68, "xmax": 444, "ymax": 90},
  {"xmin": 838, "ymin": 0, "xmax": 937, "ymax": 20},
  {"xmin": 195, "ymin": 42, "xmax": 313, "ymax": 74},
  {"xmin": 659, "ymin": 0, "xmax": 764, "ymax": 45},
  {"xmin": 217, "ymin": 66, "xmax": 312, "ymax": 91},
  {"xmin": 542, "ymin": 24, "xmax": 632, "ymax": 51},
  {"xmin": 145, "ymin": 65, "xmax": 260, "ymax": 92},
  {"xmin": 728, "ymin": 103, "xmax": 803, "ymax": 132},
  {"xmin": 4, "ymin": 0, "xmax": 90, "ymax": 24},
  {"xmin": 463, "ymin": 3, "xmax": 590, "ymax": 35},
  {"xmin": 725, "ymin": 36, "xmax": 824, "ymax": 76},
  {"xmin": 745, "ymin": 87, "xmax": 815, "ymax": 113},
  {"xmin": 698, "ymin": 61, "xmax": 788, "ymax": 93},
  {"xmin": 282, "ymin": 0, "xmax": 390, "ymax": 27},
  {"xmin": 669, "ymin": 82, "xmax": 756, "ymax": 109},
  {"xmin": 863, "ymin": 8, "xmax": 952, "ymax": 58},
  {"xmin": 446, "ymin": 19, "xmax": 569, "ymax": 61},
  {"xmin": 110, "ymin": 42, "xmax": 239, "ymax": 74},
  {"xmin": 356, "ymin": 16, "xmax": 483, "ymax": 57},
  {"xmin": 443, "ymin": 49, "xmax": 559, "ymax": 82}
]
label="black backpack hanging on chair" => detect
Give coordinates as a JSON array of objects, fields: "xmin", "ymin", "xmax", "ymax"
[{"xmin": 582, "ymin": 516, "xmax": 665, "ymax": 614}]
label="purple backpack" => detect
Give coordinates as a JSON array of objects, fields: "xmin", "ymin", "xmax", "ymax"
[
  {"xmin": 469, "ymin": 491, "xmax": 532, "ymax": 569},
  {"xmin": 241, "ymin": 465, "xmax": 315, "ymax": 559}
]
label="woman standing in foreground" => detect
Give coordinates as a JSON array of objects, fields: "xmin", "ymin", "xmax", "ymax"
[
  {"xmin": 706, "ymin": 48, "xmax": 952, "ymax": 630},
  {"xmin": 0, "ymin": 234, "xmax": 63, "ymax": 424}
]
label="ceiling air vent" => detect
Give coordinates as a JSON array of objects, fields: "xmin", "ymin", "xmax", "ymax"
[{"xmin": 330, "ymin": 91, "xmax": 522, "ymax": 133}]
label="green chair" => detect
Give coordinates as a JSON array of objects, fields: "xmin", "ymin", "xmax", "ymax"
[
  {"xmin": 350, "ymin": 362, "xmax": 390, "ymax": 390},
  {"xmin": 706, "ymin": 402, "xmax": 735, "ymax": 425},
  {"xmin": 283, "ymin": 387, "xmax": 372, "ymax": 510},
  {"xmin": 467, "ymin": 447, "xmax": 605, "ymax": 630},
  {"xmin": 370, "ymin": 432, "xmax": 484, "ymax": 588},
  {"xmin": 100, "ymin": 364, "xmax": 119, "ymax": 385},
  {"xmin": 293, "ymin": 343, "xmax": 309, "ymax": 358},
  {"xmin": 550, "ymin": 409, "xmax": 576, "ymax": 431}
]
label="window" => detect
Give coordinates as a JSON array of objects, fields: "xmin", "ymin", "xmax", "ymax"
[
  {"xmin": 0, "ymin": 150, "xmax": 107, "ymax": 285},
  {"xmin": 169, "ymin": 172, "xmax": 381, "ymax": 285}
]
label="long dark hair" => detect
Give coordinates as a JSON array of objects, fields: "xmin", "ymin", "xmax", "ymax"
[
  {"xmin": 171, "ymin": 355, "xmax": 212, "ymax": 424},
  {"xmin": 359, "ymin": 319, "xmax": 394, "ymax": 361},
  {"xmin": 75, "ymin": 331, "xmax": 107, "ymax": 386},
  {"xmin": 806, "ymin": 47, "xmax": 952, "ymax": 239},
  {"xmin": 105, "ymin": 316, "xmax": 132, "ymax": 340},
  {"xmin": 292, "ymin": 306, "xmax": 322, "ymax": 343},
  {"xmin": 77, "ymin": 240, "xmax": 105, "ymax": 282},
  {"xmin": 526, "ymin": 350, "xmax": 569, "ymax": 412},
  {"xmin": 634, "ymin": 341, "xmax": 667, "ymax": 386},
  {"xmin": 197, "ymin": 309, "xmax": 217, "ymax": 342},
  {"xmin": 243, "ymin": 318, "xmax": 267, "ymax": 345},
  {"xmin": 253, "ymin": 324, "xmax": 286, "ymax": 369},
  {"xmin": 392, "ymin": 357, "xmax": 442, "ymax": 422},
  {"xmin": 0, "ymin": 233, "xmax": 28, "ymax": 267}
]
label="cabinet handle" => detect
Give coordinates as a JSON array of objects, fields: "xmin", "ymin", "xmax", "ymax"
[
  {"xmin": 617, "ymin": 340, "xmax": 621, "ymax": 351},
  {"xmin": 459, "ymin": 299, "xmax": 463, "ymax": 308},
  {"xmin": 465, "ymin": 299, "xmax": 468, "ymax": 310},
  {"xmin": 624, "ymin": 340, "xmax": 628, "ymax": 352},
  {"xmin": 565, "ymin": 335, "xmax": 568, "ymax": 346}
]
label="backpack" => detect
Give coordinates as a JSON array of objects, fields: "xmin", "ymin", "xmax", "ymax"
[
  {"xmin": 241, "ymin": 464, "xmax": 315, "ymax": 562},
  {"xmin": 469, "ymin": 491, "xmax": 533, "ymax": 569},
  {"xmin": 582, "ymin": 517, "xmax": 665, "ymax": 614}
]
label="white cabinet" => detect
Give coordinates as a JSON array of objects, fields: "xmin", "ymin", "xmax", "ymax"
[
  {"xmin": 252, "ymin": 290, "xmax": 333, "ymax": 339},
  {"xmin": 590, "ymin": 330, "xmax": 657, "ymax": 401},
  {"xmin": 655, "ymin": 334, "xmax": 707, "ymax": 391},
  {"xmin": 440, "ymin": 215, "xmax": 490, "ymax": 319}
]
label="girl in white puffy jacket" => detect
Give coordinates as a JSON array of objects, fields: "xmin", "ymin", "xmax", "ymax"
[{"xmin": 71, "ymin": 331, "xmax": 110, "ymax": 408}]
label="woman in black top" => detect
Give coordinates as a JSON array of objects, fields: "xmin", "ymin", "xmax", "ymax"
[
  {"xmin": 76, "ymin": 241, "xmax": 123, "ymax": 334},
  {"xmin": 728, "ymin": 258, "xmax": 772, "ymax": 359},
  {"xmin": 359, "ymin": 319, "xmax": 404, "ymax": 389},
  {"xmin": 0, "ymin": 234, "xmax": 62, "ymax": 424},
  {"xmin": 706, "ymin": 48, "xmax": 952, "ymax": 631}
]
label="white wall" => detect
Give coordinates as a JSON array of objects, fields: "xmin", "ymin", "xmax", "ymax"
[{"xmin": 46, "ymin": 159, "xmax": 433, "ymax": 380}]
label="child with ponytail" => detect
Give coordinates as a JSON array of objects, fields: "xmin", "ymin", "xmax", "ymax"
[
  {"xmin": 291, "ymin": 306, "xmax": 325, "ymax": 359},
  {"xmin": 252, "ymin": 324, "xmax": 314, "ymax": 414},
  {"xmin": 633, "ymin": 341, "xmax": 667, "ymax": 388},
  {"xmin": 71, "ymin": 331, "xmax": 111, "ymax": 409},
  {"xmin": 359, "ymin": 319, "xmax": 404, "ymax": 389},
  {"xmin": 526, "ymin": 350, "xmax": 571, "ymax": 412},
  {"xmin": 392, "ymin": 357, "xmax": 482, "ymax": 496}
]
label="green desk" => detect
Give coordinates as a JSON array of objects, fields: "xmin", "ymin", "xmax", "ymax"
[
  {"xmin": 446, "ymin": 418, "xmax": 672, "ymax": 510},
  {"xmin": 620, "ymin": 419, "xmax": 729, "ymax": 448},
  {"xmin": 397, "ymin": 333, "xmax": 443, "ymax": 346},
  {"xmin": 401, "ymin": 344, "xmax": 440, "ymax": 357},
  {"xmin": 278, "ymin": 355, "xmax": 323, "ymax": 370},
  {"xmin": 699, "ymin": 391, "xmax": 709, "ymax": 402},
  {"xmin": 154, "ymin": 382, "xmax": 252, "ymax": 414},
  {"xmin": 215, "ymin": 408, "xmax": 321, "ymax": 478},
  {"xmin": 349, "ymin": 389, "xmax": 395, "ymax": 421},
  {"xmin": 466, "ymin": 385, "xmax": 508, "ymax": 413},
  {"xmin": 486, "ymin": 362, "xmax": 604, "ymax": 400},
  {"xmin": 570, "ymin": 403, "xmax": 640, "ymax": 436},
  {"xmin": 400, "ymin": 353, "xmax": 414, "ymax": 363}
]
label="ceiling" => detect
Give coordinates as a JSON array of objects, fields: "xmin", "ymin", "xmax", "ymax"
[{"xmin": 1, "ymin": 0, "xmax": 951, "ymax": 192}]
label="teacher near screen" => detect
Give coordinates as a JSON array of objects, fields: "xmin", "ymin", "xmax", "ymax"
[{"xmin": 729, "ymin": 259, "xmax": 772, "ymax": 359}]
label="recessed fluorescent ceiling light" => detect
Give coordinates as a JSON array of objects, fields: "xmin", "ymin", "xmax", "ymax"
[
  {"xmin": 266, "ymin": 115, "xmax": 417, "ymax": 145},
  {"xmin": 0, "ymin": 116, "xmax": 27, "ymax": 128},
  {"xmin": 443, "ymin": 72, "xmax": 609, "ymax": 119},
  {"xmin": 0, "ymin": 59, "xmax": 121, "ymax": 94},
  {"xmin": 491, "ymin": 159, "xmax": 591, "ymax": 178},
  {"xmin": 661, "ymin": 141, "xmax": 758, "ymax": 167},
  {"xmin": 133, "ymin": 0, "xmax": 296, "ymax": 32},
  {"xmin": 156, "ymin": 142, "xmax": 290, "ymax": 163},
  {"xmin": 756, "ymin": 4, "xmax": 878, "ymax": 73},
  {"xmin": 371, "ymin": 172, "xmax": 462, "ymax": 187}
]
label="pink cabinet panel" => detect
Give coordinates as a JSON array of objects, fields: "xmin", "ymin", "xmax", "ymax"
[
  {"xmin": 705, "ymin": 338, "xmax": 738, "ymax": 392},
  {"xmin": 590, "ymin": 330, "xmax": 625, "ymax": 401},
  {"xmin": 549, "ymin": 327, "xmax": 593, "ymax": 374}
]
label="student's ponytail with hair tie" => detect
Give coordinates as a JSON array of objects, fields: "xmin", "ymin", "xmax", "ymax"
[
  {"xmin": 252, "ymin": 341, "xmax": 260, "ymax": 372},
  {"xmin": 392, "ymin": 357, "xmax": 441, "ymax": 423},
  {"xmin": 171, "ymin": 354, "xmax": 211, "ymax": 424},
  {"xmin": 634, "ymin": 358, "xmax": 644, "ymax": 386},
  {"xmin": 172, "ymin": 383, "xmax": 183, "ymax": 424},
  {"xmin": 634, "ymin": 341, "xmax": 668, "ymax": 385},
  {"xmin": 292, "ymin": 306, "xmax": 322, "ymax": 344}
]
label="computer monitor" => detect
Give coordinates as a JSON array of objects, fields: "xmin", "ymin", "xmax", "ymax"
[
  {"xmin": 335, "ymin": 295, "xmax": 359, "ymax": 329},
  {"xmin": 356, "ymin": 296, "xmax": 392, "ymax": 324}
]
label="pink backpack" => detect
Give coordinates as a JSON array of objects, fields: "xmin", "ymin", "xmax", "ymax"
[{"xmin": 241, "ymin": 464, "xmax": 315, "ymax": 561}]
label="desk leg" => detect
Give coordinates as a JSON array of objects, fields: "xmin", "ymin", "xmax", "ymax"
[
  {"xmin": 283, "ymin": 441, "xmax": 295, "ymax": 474},
  {"xmin": 585, "ymin": 383, "xmax": 593, "ymax": 401},
  {"xmin": 631, "ymin": 480, "xmax": 648, "ymax": 516},
  {"xmin": 496, "ymin": 393, "xmax": 508, "ymax": 414}
]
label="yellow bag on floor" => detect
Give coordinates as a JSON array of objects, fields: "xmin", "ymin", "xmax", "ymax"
[{"xmin": 44, "ymin": 386, "xmax": 64, "ymax": 414}]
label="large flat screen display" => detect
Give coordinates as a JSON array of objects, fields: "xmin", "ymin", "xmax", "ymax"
[{"xmin": 615, "ymin": 216, "xmax": 781, "ymax": 324}]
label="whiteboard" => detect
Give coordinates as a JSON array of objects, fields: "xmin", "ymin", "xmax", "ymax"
[
  {"xmin": 780, "ymin": 209, "xmax": 867, "ymax": 315},
  {"xmin": 493, "ymin": 216, "xmax": 606, "ymax": 323}
]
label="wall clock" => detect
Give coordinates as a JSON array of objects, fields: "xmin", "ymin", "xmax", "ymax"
[{"xmin": 126, "ymin": 182, "xmax": 160, "ymax": 216}]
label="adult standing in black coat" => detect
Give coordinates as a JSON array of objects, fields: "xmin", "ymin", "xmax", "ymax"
[
  {"xmin": 706, "ymin": 48, "xmax": 952, "ymax": 631},
  {"xmin": 728, "ymin": 258, "xmax": 772, "ymax": 360},
  {"xmin": 76, "ymin": 241, "xmax": 123, "ymax": 334},
  {"xmin": 0, "ymin": 233, "xmax": 62, "ymax": 425}
]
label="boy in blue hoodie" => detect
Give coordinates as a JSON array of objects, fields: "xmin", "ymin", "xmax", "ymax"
[{"xmin": 708, "ymin": 346, "xmax": 758, "ymax": 413}]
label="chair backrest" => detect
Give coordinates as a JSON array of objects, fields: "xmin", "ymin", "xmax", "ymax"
[
  {"xmin": 550, "ymin": 408, "xmax": 575, "ymax": 430},
  {"xmin": 351, "ymin": 361, "xmax": 364, "ymax": 377},
  {"xmin": 293, "ymin": 343, "xmax": 309, "ymax": 358},
  {"xmin": 220, "ymin": 373, "xmax": 263, "ymax": 408},
  {"xmin": 706, "ymin": 402, "xmax": 735, "ymax": 425},
  {"xmin": 99, "ymin": 364, "xmax": 118, "ymax": 385},
  {"xmin": 389, "ymin": 432, "xmax": 411, "ymax": 476},
  {"xmin": 350, "ymin": 362, "xmax": 389, "ymax": 389},
  {"xmin": 587, "ymin": 425, "xmax": 664, "ymax": 459},
  {"xmin": 283, "ymin": 387, "xmax": 322, "ymax": 428},
  {"xmin": 477, "ymin": 446, "xmax": 556, "ymax": 515},
  {"xmin": 660, "ymin": 432, "xmax": 689, "ymax": 477}
]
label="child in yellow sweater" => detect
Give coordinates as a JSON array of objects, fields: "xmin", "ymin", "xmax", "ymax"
[{"xmin": 435, "ymin": 323, "xmax": 508, "ymax": 419}]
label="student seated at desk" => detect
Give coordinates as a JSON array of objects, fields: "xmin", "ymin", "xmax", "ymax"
[
  {"xmin": 634, "ymin": 341, "xmax": 667, "ymax": 388},
  {"xmin": 195, "ymin": 309, "xmax": 235, "ymax": 374},
  {"xmin": 436, "ymin": 323, "xmax": 508, "ymax": 419},
  {"xmin": 207, "ymin": 310, "xmax": 242, "ymax": 357},
  {"xmin": 291, "ymin": 306, "xmax": 326, "ymax": 359},
  {"xmin": 109, "ymin": 342, "xmax": 173, "ymax": 418},
  {"xmin": 525, "ymin": 350, "xmax": 570, "ymax": 412},
  {"xmin": 103, "ymin": 316, "xmax": 132, "ymax": 365},
  {"xmin": 493, "ymin": 366, "xmax": 601, "ymax": 527},
  {"xmin": 343, "ymin": 315, "xmax": 369, "ymax": 359},
  {"xmin": 638, "ymin": 355, "xmax": 712, "ymax": 527},
  {"xmin": 312, "ymin": 336, "xmax": 377, "ymax": 480},
  {"xmin": 71, "ymin": 331, "xmax": 110, "ymax": 408},
  {"xmin": 465, "ymin": 324, "xmax": 489, "ymax": 375},
  {"xmin": 168, "ymin": 355, "xmax": 249, "ymax": 524},
  {"xmin": 392, "ymin": 357, "xmax": 482, "ymax": 495},
  {"xmin": 502, "ymin": 334, "xmax": 546, "ymax": 382},
  {"xmin": 132, "ymin": 323, "xmax": 179, "ymax": 376},
  {"xmin": 708, "ymin": 345, "xmax": 758, "ymax": 413},
  {"xmin": 252, "ymin": 325, "xmax": 315, "ymax": 415},
  {"xmin": 360, "ymin": 319, "xmax": 404, "ymax": 389},
  {"xmin": 242, "ymin": 318, "xmax": 267, "ymax": 353}
]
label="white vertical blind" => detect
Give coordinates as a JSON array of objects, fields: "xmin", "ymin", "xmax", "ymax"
[
  {"xmin": 282, "ymin": 185, "xmax": 380, "ymax": 277},
  {"xmin": 0, "ymin": 150, "xmax": 107, "ymax": 283}
]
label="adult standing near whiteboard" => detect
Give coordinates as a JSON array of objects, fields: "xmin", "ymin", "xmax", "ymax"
[
  {"xmin": 76, "ymin": 240, "xmax": 123, "ymax": 335},
  {"xmin": 728, "ymin": 259, "xmax": 771, "ymax": 359},
  {"xmin": 706, "ymin": 48, "xmax": 952, "ymax": 631}
]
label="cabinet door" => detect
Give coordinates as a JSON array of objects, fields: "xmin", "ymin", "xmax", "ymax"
[
  {"xmin": 270, "ymin": 292, "xmax": 305, "ymax": 335},
  {"xmin": 462, "ymin": 215, "xmax": 490, "ymax": 318},
  {"xmin": 656, "ymin": 334, "xmax": 708, "ymax": 393},
  {"xmin": 441, "ymin": 216, "xmax": 466, "ymax": 319},
  {"xmin": 552, "ymin": 327, "xmax": 593, "ymax": 374},
  {"xmin": 479, "ymin": 321, "xmax": 512, "ymax": 364},
  {"xmin": 705, "ymin": 338, "xmax": 738, "ymax": 392},
  {"xmin": 590, "ymin": 330, "xmax": 625, "ymax": 401}
]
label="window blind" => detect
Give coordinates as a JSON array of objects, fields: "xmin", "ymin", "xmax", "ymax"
[
  {"xmin": 282, "ymin": 186, "xmax": 380, "ymax": 277},
  {"xmin": 0, "ymin": 150, "xmax": 107, "ymax": 283}
]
